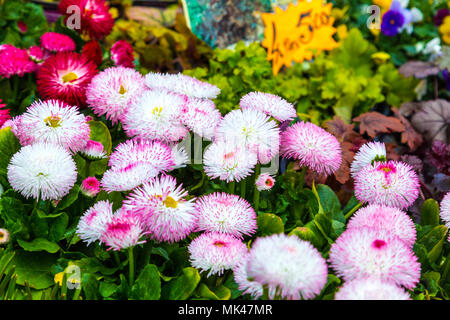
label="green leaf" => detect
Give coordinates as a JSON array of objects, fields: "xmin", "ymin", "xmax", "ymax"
[
  {"xmin": 17, "ymin": 238, "xmax": 60, "ymax": 253},
  {"xmin": 49, "ymin": 213, "xmax": 69, "ymax": 243},
  {"xmin": 161, "ymin": 267, "xmax": 200, "ymax": 300},
  {"xmin": 288, "ymin": 226, "xmax": 324, "ymax": 249},
  {"xmin": 420, "ymin": 199, "xmax": 440, "ymax": 226},
  {"xmin": 55, "ymin": 185, "xmax": 80, "ymax": 211},
  {"xmin": 0, "ymin": 127, "xmax": 21, "ymax": 176},
  {"xmin": 130, "ymin": 264, "xmax": 161, "ymax": 300},
  {"xmin": 196, "ymin": 283, "xmax": 231, "ymax": 300},
  {"xmin": 12, "ymin": 250, "xmax": 57, "ymax": 290},
  {"xmin": 99, "ymin": 282, "xmax": 118, "ymax": 298},
  {"xmin": 316, "ymin": 184, "xmax": 343, "ymax": 222},
  {"xmin": 88, "ymin": 121, "xmax": 112, "ymax": 155},
  {"xmin": 256, "ymin": 213, "xmax": 284, "ymax": 236},
  {"xmin": 422, "ymin": 271, "xmax": 441, "ymax": 297},
  {"xmin": 81, "ymin": 273, "xmax": 99, "ymax": 300},
  {"xmin": 88, "ymin": 158, "xmax": 108, "ymax": 176}
]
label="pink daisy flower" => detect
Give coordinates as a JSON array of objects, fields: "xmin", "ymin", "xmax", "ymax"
[
  {"xmin": 81, "ymin": 40, "xmax": 103, "ymax": 66},
  {"xmin": 81, "ymin": 176, "xmax": 101, "ymax": 197},
  {"xmin": 0, "ymin": 44, "xmax": 36, "ymax": 78},
  {"xmin": 40, "ymin": 32, "xmax": 76, "ymax": 53},
  {"xmin": 28, "ymin": 46, "xmax": 46, "ymax": 64},
  {"xmin": 77, "ymin": 200, "xmax": 114, "ymax": 245},
  {"xmin": 354, "ymin": 161, "xmax": 420, "ymax": 209},
  {"xmin": 145, "ymin": 72, "xmax": 221, "ymax": 99},
  {"xmin": 101, "ymin": 162, "xmax": 158, "ymax": 193},
  {"xmin": 169, "ymin": 143, "xmax": 189, "ymax": 170},
  {"xmin": 335, "ymin": 278, "xmax": 411, "ymax": 300},
  {"xmin": 80, "ymin": 140, "xmax": 107, "ymax": 160},
  {"xmin": 0, "ymin": 99, "xmax": 11, "ymax": 128},
  {"xmin": 110, "ymin": 40, "xmax": 135, "ymax": 68},
  {"xmin": 86, "ymin": 67, "xmax": 146, "ymax": 124},
  {"xmin": 16, "ymin": 99, "xmax": 90, "ymax": 153},
  {"xmin": 347, "ymin": 205, "xmax": 417, "ymax": 247},
  {"xmin": 122, "ymin": 175, "xmax": 197, "ymax": 243},
  {"xmin": 58, "ymin": 0, "xmax": 114, "ymax": 40},
  {"xmin": 100, "ymin": 210, "xmax": 148, "ymax": 251},
  {"xmin": 440, "ymin": 192, "xmax": 450, "ymax": 240},
  {"xmin": 188, "ymin": 232, "xmax": 248, "ymax": 277},
  {"xmin": 329, "ymin": 227, "xmax": 421, "ymax": 289},
  {"xmin": 255, "ymin": 173, "xmax": 275, "ymax": 191},
  {"xmin": 240, "ymin": 92, "xmax": 296, "ymax": 122},
  {"xmin": 195, "ymin": 192, "xmax": 257, "ymax": 238},
  {"xmin": 36, "ymin": 52, "xmax": 98, "ymax": 107},
  {"xmin": 280, "ymin": 121, "xmax": 342, "ymax": 176},
  {"xmin": 203, "ymin": 141, "xmax": 257, "ymax": 183},
  {"xmin": 122, "ymin": 90, "xmax": 189, "ymax": 143},
  {"xmin": 215, "ymin": 109, "xmax": 280, "ymax": 165},
  {"xmin": 180, "ymin": 98, "xmax": 222, "ymax": 140},
  {"xmin": 246, "ymin": 234, "xmax": 328, "ymax": 300},
  {"xmin": 1, "ymin": 115, "xmax": 22, "ymax": 135},
  {"xmin": 350, "ymin": 141, "xmax": 387, "ymax": 179}
]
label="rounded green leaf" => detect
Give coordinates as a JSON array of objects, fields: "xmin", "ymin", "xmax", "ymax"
[
  {"xmin": 88, "ymin": 121, "xmax": 112, "ymax": 155},
  {"xmin": 420, "ymin": 199, "xmax": 440, "ymax": 226},
  {"xmin": 161, "ymin": 267, "xmax": 200, "ymax": 300},
  {"xmin": 17, "ymin": 238, "xmax": 60, "ymax": 254},
  {"xmin": 257, "ymin": 213, "xmax": 284, "ymax": 236},
  {"xmin": 130, "ymin": 264, "xmax": 161, "ymax": 300}
]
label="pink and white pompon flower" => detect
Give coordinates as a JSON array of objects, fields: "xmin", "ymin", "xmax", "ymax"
[
  {"xmin": 122, "ymin": 175, "xmax": 197, "ymax": 243},
  {"xmin": 80, "ymin": 140, "xmax": 107, "ymax": 160},
  {"xmin": 347, "ymin": 205, "xmax": 416, "ymax": 247},
  {"xmin": 203, "ymin": 141, "xmax": 257, "ymax": 183},
  {"xmin": 329, "ymin": 227, "xmax": 421, "ymax": 290},
  {"xmin": 169, "ymin": 144, "xmax": 189, "ymax": 170},
  {"xmin": 195, "ymin": 192, "xmax": 257, "ymax": 238},
  {"xmin": 77, "ymin": 200, "xmax": 114, "ymax": 245},
  {"xmin": 110, "ymin": 40, "xmax": 135, "ymax": 68},
  {"xmin": 350, "ymin": 141, "xmax": 386, "ymax": 179},
  {"xmin": 86, "ymin": 67, "xmax": 146, "ymax": 124},
  {"xmin": 240, "ymin": 92, "xmax": 296, "ymax": 122},
  {"xmin": 354, "ymin": 161, "xmax": 420, "ymax": 209},
  {"xmin": 0, "ymin": 44, "xmax": 36, "ymax": 78},
  {"xmin": 335, "ymin": 278, "xmax": 411, "ymax": 300},
  {"xmin": 280, "ymin": 121, "xmax": 342, "ymax": 176},
  {"xmin": 255, "ymin": 173, "xmax": 275, "ymax": 191},
  {"xmin": 440, "ymin": 191, "xmax": 450, "ymax": 240},
  {"xmin": 101, "ymin": 162, "xmax": 158, "ymax": 193},
  {"xmin": 122, "ymin": 90, "xmax": 188, "ymax": 143},
  {"xmin": 1, "ymin": 115, "xmax": 22, "ymax": 135},
  {"xmin": 81, "ymin": 177, "xmax": 101, "ymax": 197},
  {"xmin": 7, "ymin": 142, "xmax": 77, "ymax": 201},
  {"xmin": 145, "ymin": 72, "xmax": 221, "ymax": 99},
  {"xmin": 188, "ymin": 232, "xmax": 248, "ymax": 277},
  {"xmin": 246, "ymin": 233, "xmax": 328, "ymax": 300},
  {"xmin": 16, "ymin": 99, "xmax": 90, "ymax": 153},
  {"xmin": 40, "ymin": 32, "xmax": 76, "ymax": 53},
  {"xmin": 215, "ymin": 109, "xmax": 280, "ymax": 165},
  {"xmin": 180, "ymin": 98, "xmax": 222, "ymax": 140},
  {"xmin": 100, "ymin": 210, "xmax": 148, "ymax": 251}
]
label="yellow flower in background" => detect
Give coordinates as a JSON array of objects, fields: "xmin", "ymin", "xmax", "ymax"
[
  {"xmin": 373, "ymin": 0, "xmax": 392, "ymax": 12},
  {"xmin": 371, "ymin": 52, "xmax": 391, "ymax": 64},
  {"xmin": 331, "ymin": 6, "xmax": 348, "ymax": 21},
  {"xmin": 54, "ymin": 263, "xmax": 81, "ymax": 286},
  {"xmin": 109, "ymin": 7, "xmax": 119, "ymax": 19},
  {"xmin": 336, "ymin": 25, "xmax": 348, "ymax": 40},
  {"xmin": 439, "ymin": 16, "xmax": 450, "ymax": 45}
]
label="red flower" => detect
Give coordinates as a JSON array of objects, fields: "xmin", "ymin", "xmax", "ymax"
[
  {"xmin": 82, "ymin": 40, "xmax": 103, "ymax": 65},
  {"xmin": 0, "ymin": 44, "xmax": 36, "ymax": 78},
  {"xmin": 0, "ymin": 99, "xmax": 10, "ymax": 128},
  {"xmin": 58, "ymin": 0, "xmax": 114, "ymax": 40},
  {"xmin": 36, "ymin": 52, "xmax": 98, "ymax": 107},
  {"xmin": 110, "ymin": 40, "xmax": 135, "ymax": 68}
]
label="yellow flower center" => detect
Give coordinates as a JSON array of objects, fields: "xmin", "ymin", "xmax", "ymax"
[
  {"xmin": 390, "ymin": 19, "xmax": 395, "ymax": 25},
  {"xmin": 162, "ymin": 196, "xmax": 178, "ymax": 208},
  {"xmin": 152, "ymin": 106, "xmax": 163, "ymax": 116},
  {"xmin": 44, "ymin": 115, "xmax": 61, "ymax": 127},
  {"xmin": 62, "ymin": 72, "xmax": 78, "ymax": 83},
  {"xmin": 0, "ymin": 232, "xmax": 4, "ymax": 240},
  {"xmin": 119, "ymin": 84, "xmax": 127, "ymax": 95}
]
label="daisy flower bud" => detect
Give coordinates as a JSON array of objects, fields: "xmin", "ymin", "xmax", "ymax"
[
  {"xmin": 180, "ymin": 98, "xmax": 222, "ymax": 140},
  {"xmin": 86, "ymin": 67, "xmax": 146, "ymax": 124},
  {"xmin": 240, "ymin": 92, "xmax": 296, "ymax": 122},
  {"xmin": 77, "ymin": 200, "xmax": 114, "ymax": 245},
  {"xmin": 354, "ymin": 161, "xmax": 420, "ymax": 209},
  {"xmin": 329, "ymin": 227, "xmax": 421, "ymax": 290},
  {"xmin": 255, "ymin": 173, "xmax": 275, "ymax": 191},
  {"xmin": 7, "ymin": 142, "xmax": 77, "ymax": 201},
  {"xmin": 17, "ymin": 99, "xmax": 91, "ymax": 153},
  {"xmin": 123, "ymin": 175, "xmax": 197, "ymax": 243},
  {"xmin": 195, "ymin": 192, "xmax": 257, "ymax": 238},
  {"xmin": 188, "ymin": 232, "xmax": 248, "ymax": 277},
  {"xmin": 40, "ymin": 32, "xmax": 76, "ymax": 53},
  {"xmin": 80, "ymin": 140, "xmax": 107, "ymax": 160},
  {"xmin": 81, "ymin": 177, "xmax": 101, "ymax": 197},
  {"xmin": 335, "ymin": 278, "xmax": 411, "ymax": 300},
  {"xmin": 110, "ymin": 40, "xmax": 135, "ymax": 68},
  {"xmin": 350, "ymin": 141, "xmax": 386, "ymax": 178},
  {"xmin": 246, "ymin": 233, "xmax": 328, "ymax": 300},
  {"xmin": 347, "ymin": 205, "xmax": 416, "ymax": 247},
  {"xmin": 280, "ymin": 121, "xmax": 342, "ymax": 176}
]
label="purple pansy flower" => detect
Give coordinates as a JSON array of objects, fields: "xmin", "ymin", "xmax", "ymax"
[
  {"xmin": 434, "ymin": 8, "xmax": 450, "ymax": 26},
  {"xmin": 381, "ymin": 10, "xmax": 405, "ymax": 36}
]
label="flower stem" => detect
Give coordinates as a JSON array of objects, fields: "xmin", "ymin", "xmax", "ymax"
[
  {"xmin": 240, "ymin": 179, "xmax": 246, "ymax": 199},
  {"xmin": 128, "ymin": 247, "xmax": 135, "ymax": 286},
  {"xmin": 298, "ymin": 166, "xmax": 306, "ymax": 190},
  {"xmin": 253, "ymin": 163, "xmax": 261, "ymax": 213},
  {"xmin": 113, "ymin": 251, "xmax": 121, "ymax": 267},
  {"xmin": 142, "ymin": 241, "xmax": 153, "ymax": 266},
  {"xmin": 228, "ymin": 181, "xmax": 235, "ymax": 194},
  {"xmin": 344, "ymin": 202, "xmax": 363, "ymax": 220},
  {"xmin": 11, "ymin": 76, "xmax": 19, "ymax": 103}
]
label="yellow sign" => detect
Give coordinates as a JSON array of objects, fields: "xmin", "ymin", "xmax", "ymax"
[{"xmin": 261, "ymin": 0, "xmax": 338, "ymax": 75}]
